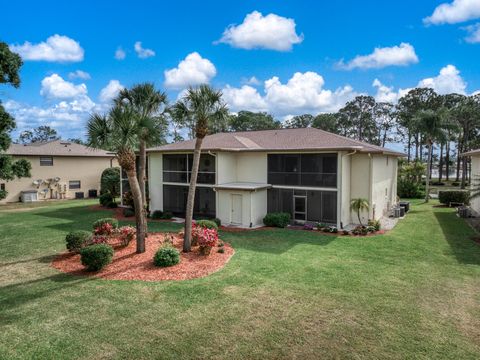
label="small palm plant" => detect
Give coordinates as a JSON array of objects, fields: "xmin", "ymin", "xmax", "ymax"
[{"xmin": 350, "ymin": 198, "xmax": 370, "ymax": 226}]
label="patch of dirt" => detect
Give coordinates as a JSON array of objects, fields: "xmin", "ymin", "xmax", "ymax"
[{"xmin": 51, "ymin": 233, "xmax": 234, "ymax": 281}]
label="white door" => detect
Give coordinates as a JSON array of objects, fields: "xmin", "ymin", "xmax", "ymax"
[{"xmin": 231, "ymin": 194, "xmax": 242, "ymax": 225}]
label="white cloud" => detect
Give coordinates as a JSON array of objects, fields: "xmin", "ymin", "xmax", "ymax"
[
  {"xmin": 222, "ymin": 85, "xmax": 267, "ymax": 112},
  {"xmin": 417, "ymin": 64, "xmax": 467, "ymax": 94},
  {"xmin": 134, "ymin": 41, "xmax": 155, "ymax": 58},
  {"xmin": 115, "ymin": 47, "xmax": 126, "ymax": 60},
  {"xmin": 40, "ymin": 74, "xmax": 87, "ymax": 100},
  {"xmin": 164, "ymin": 52, "xmax": 216, "ymax": 89},
  {"xmin": 424, "ymin": 0, "xmax": 480, "ymax": 25},
  {"xmin": 68, "ymin": 70, "xmax": 91, "ymax": 80},
  {"xmin": 99, "ymin": 80, "xmax": 125, "ymax": 103},
  {"xmin": 223, "ymin": 71, "xmax": 356, "ymax": 116},
  {"xmin": 372, "ymin": 79, "xmax": 400, "ymax": 103},
  {"xmin": 10, "ymin": 34, "xmax": 84, "ymax": 62},
  {"xmin": 464, "ymin": 22, "xmax": 480, "ymax": 43},
  {"xmin": 338, "ymin": 43, "xmax": 419, "ymax": 70},
  {"xmin": 242, "ymin": 76, "xmax": 261, "ymax": 86},
  {"xmin": 218, "ymin": 11, "xmax": 303, "ymax": 51}
]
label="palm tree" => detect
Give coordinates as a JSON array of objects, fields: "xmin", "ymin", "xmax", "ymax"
[
  {"xmin": 172, "ymin": 85, "xmax": 228, "ymax": 252},
  {"xmin": 415, "ymin": 109, "xmax": 446, "ymax": 202},
  {"xmin": 87, "ymin": 105, "xmax": 147, "ymax": 253},
  {"xmin": 350, "ymin": 198, "xmax": 369, "ymax": 226},
  {"xmin": 115, "ymin": 83, "xmax": 168, "ymax": 205}
]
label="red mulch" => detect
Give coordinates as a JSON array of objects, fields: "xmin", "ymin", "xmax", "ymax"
[
  {"xmin": 89, "ymin": 204, "xmax": 174, "ymax": 222},
  {"xmin": 51, "ymin": 233, "xmax": 234, "ymax": 281}
]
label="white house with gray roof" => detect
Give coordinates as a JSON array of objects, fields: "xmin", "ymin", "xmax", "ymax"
[{"xmin": 147, "ymin": 128, "xmax": 404, "ymax": 228}]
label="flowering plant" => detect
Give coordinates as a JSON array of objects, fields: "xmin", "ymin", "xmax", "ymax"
[
  {"xmin": 91, "ymin": 235, "xmax": 109, "ymax": 244},
  {"xmin": 94, "ymin": 222, "xmax": 114, "ymax": 236},
  {"xmin": 117, "ymin": 226, "xmax": 136, "ymax": 246},
  {"xmin": 196, "ymin": 227, "xmax": 218, "ymax": 248}
]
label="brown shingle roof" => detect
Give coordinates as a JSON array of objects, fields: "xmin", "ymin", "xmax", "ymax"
[
  {"xmin": 7, "ymin": 140, "xmax": 115, "ymax": 157},
  {"xmin": 148, "ymin": 128, "xmax": 405, "ymax": 156}
]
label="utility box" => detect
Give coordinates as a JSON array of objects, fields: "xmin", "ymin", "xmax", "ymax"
[{"xmin": 21, "ymin": 190, "xmax": 38, "ymax": 203}]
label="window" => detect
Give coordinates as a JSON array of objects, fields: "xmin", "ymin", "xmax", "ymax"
[
  {"xmin": 267, "ymin": 188, "xmax": 337, "ymax": 224},
  {"xmin": 163, "ymin": 185, "xmax": 216, "ymax": 218},
  {"xmin": 40, "ymin": 156, "xmax": 53, "ymax": 166},
  {"xmin": 268, "ymin": 154, "xmax": 337, "ymax": 188},
  {"xmin": 69, "ymin": 180, "xmax": 81, "ymax": 189},
  {"xmin": 163, "ymin": 154, "xmax": 215, "ymax": 184},
  {"xmin": 0, "ymin": 183, "xmax": 5, "ymax": 191}
]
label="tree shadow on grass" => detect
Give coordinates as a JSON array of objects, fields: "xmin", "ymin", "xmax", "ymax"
[
  {"xmin": 0, "ymin": 272, "xmax": 89, "ymax": 324},
  {"xmin": 222, "ymin": 228, "xmax": 338, "ymax": 255},
  {"xmin": 434, "ymin": 211, "xmax": 480, "ymax": 265},
  {"xmin": 0, "ymin": 254, "xmax": 54, "ymax": 267}
]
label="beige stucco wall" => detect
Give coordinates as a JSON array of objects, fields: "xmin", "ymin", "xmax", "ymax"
[
  {"xmin": 340, "ymin": 152, "xmax": 352, "ymax": 226},
  {"xmin": 349, "ymin": 153, "xmax": 371, "ymax": 224},
  {"xmin": 371, "ymin": 155, "xmax": 398, "ymax": 219},
  {"xmin": 236, "ymin": 153, "xmax": 268, "ymax": 183},
  {"xmin": 1, "ymin": 155, "xmax": 116, "ymax": 203},
  {"xmin": 148, "ymin": 152, "xmax": 163, "ymax": 212},
  {"xmin": 471, "ymin": 154, "xmax": 480, "ymax": 214}
]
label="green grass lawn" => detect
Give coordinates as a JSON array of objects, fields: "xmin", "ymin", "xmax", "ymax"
[{"xmin": 1, "ymin": 200, "xmax": 479, "ymax": 359}]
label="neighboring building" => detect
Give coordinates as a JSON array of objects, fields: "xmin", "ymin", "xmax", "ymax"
[
  {"xmin": 1, "ymin": 140, "xmax": 116, "ymax": 203},
  {"xmin": 464, "ymin": 149, "xmax": 480, "ymax": 215},
  {"xmin": 147, "ymin": 128, "xmax": 403, "ymax": 228}
]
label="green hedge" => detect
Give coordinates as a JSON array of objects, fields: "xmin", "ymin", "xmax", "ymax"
[
  {"xmin": 195, "ymin": 220, "xmax": 218, "ymax": 230},
  {"xmin": 93, "ymin": 218, "xmax": 119, "ymax": 229},
  {"xmin": 65, "ymin": 230, "xmax": 92, "ymax": 253},
  {"xmin": 438, "ymin": 190, "xmax": 470, "ymax": 205},
  {"xmin": 153, "ymin": 246, "xmax": 180, "ymax": 267},
  {"xmin": 80, "ymin": 244, "xmax": 114, "ymax": 271},
  {"xmin": 263, "ymin": 212, "xmax": 291, "ymax": 228}
]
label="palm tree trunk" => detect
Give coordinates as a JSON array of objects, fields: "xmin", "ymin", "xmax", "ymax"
[
  {"xmin": 126, "ymin": 169, "xmax": 146, "ymax": 253},
  {"xmin": 446, "ymin": 141, "xmax": 450, "ymax": 181},
  {"xmin": 357, "ymin": 210, "xmax": 362, "ymax": 226},
  {"xmin": 425, "ymin": 141, "xmax": 432, "ymax": 203},
  {"xmin": 139, "ymin": 140, "xmax": 147, "ymax": 205},
  {"xmin": 407, "ymin": 132, "xmax": 411, "ymax": 163},
  {"xmin": 183, "ymin": 137, "xmax": 203, "ymax": 252},
  {"xmin": 456, "ymin": 140, "xmax": 462, "ymax": 181}
]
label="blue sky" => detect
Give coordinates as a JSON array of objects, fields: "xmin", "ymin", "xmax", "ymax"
[{"xmin": 2, "ymin": 0, "xmax": 480, "ymax": 140}]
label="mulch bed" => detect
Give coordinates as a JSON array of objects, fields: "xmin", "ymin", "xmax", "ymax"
[
  {"xmin": 51, "ymin": 233, "xmax": 234, "ymax": 281},
  {"xmin": 89, "ymin": 204, "xmax": 174, "ymax": 222}
]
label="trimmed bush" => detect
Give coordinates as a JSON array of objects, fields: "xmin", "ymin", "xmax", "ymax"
[
  {"xmin": 213, "ymin": 218, "xmax": 221, "ymax": 227},
  {"xmin": 195, "ymin": 219, "xmax": 218, "ymax": 230},
  {"xmin": 80, "ymin": 244, "xmax": 114, "ymax": 271},
  {"xmin": 263, "ymin": 212, "xmax": 291, "ymax": 228},
  {"xmin": 100, "ymin": 167, "xmax": 120, "ymax": 198},
  {"xmin": 150, "ymin": 210, "xmax": 163, "ymax": 219},
  {"xmin": 65, "ymin": 230, "xmax": 92, "ymax": 253},
  {"xmin": 438, "ymin": 190, "xmax": 470, "ymax": 205},
  {"xmin": 93, "ymin": 218, "xmax": 118, "ymax": 230},
  {"xmin": 123, "ymin": 207, "xmax": 135, "ymax": 217},
  {"xmin": 99, "ymin": 192, "xmax": 114, "ymax": 207},
  {"xmin": 153, "ymin": 246, "xmax": 180, "ymax": 267},
  {"xmin": 161, "ymin": 211, "xmax": 173, "ymax": 220}
]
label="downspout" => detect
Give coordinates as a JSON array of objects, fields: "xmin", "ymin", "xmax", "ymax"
[
  {"xmin": 368, "ymin": 153, "xmax": 374, "ymax": 220},
  {"xmin": 340, "ymin": 150, "xmax": 357, "ymax": 228}
]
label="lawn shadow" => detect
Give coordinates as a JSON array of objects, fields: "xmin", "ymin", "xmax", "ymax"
[
  {"xmin": 222, "ymin": 228, "xmax": 339, "ymax": 254},
  {"xmin": 434, "ymin": 211, "xmax": 480, "ymax": 265},
  {"xmin": 0, "ymin": 254, "xmax": 54, "ymax": 267},
  {"xmin": 0, "ymin": 272, "xmax": 89, "ymax": 324}
]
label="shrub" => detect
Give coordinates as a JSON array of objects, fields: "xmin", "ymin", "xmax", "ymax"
[
  {"xmin": 218, "ymin": 248, "xmax": 225, "ymax": 254},
  {"xmin": 91, "ymin": 235, "xmax": 108, "ymax": 244},
  {"xmin": 316, "ymin": 222, "xmax": 327, "ymax": 230},
  {"xmin": 94, "ymin": 222, "xmax": 114, "ymax": 236},
  {"xmin": 451, "ymin": 182, "xmax": 459, "ymax": 186},
  {"xmin": 123, "ymin": 207, "xmax": 135, "ymax": 217},
  {"xmin": 100, "ymin": 167, "xmax": 120, "ymax": 198},
  {"xmin": 213, "ymin": 218, "xmax": 221, "ymax": 227},
  {"xmin": 80, "ymin": 244, "xmax": 114, "ymax": 271},
  {"xmin": 367, "ymin": 219, "xmax": 381, "ymax": 231},
  {"xmin": 366, "ymin": 226, "xmax": 376, "ymax": 233},
  {"xmin": 107, "ymin": 201, "xmax": 118, "ymax": 208},
  {"xmin": 398, "ymin": 179, "xmax": 425, "ymax": 199},
  {"xmin": 93, "ymin": 218, "xmax": 118, "ymax": 230},
  {"xmin": 195, "ymin": 219, "xmax": 218, "ymax": 230},
  {"xmin": 65, "ymin": 230, "xmax": 92, "ymax": 253},
  {"xmin": 161, "ymin": 211, "xmax": 173, "ymax": 220},
  {"xmin": 153, "ymin": 246, "xmax": 180, "ymax": 267},
  {"xmin": 122, "ymin": 191, "xmax": 134, "ymax": 209},
  {"xmin": 328, "ymin": 226, "xmax": 338, "ymax": 233},
  {"xmin": 438, "ymin": 190, "xmax": 470, "ymax": 205},
  {"xmin": 117, "ymin": 226, "xmax": 136, "ymax": 246},
  {"xmin": 303, "ymin": 223, "xmax": 314, "ymax": 230},
  {"xmin": 352, "ymin": 225, "xmax": 368, "ymax": 236},
  {"xmin": 150, "ymin": 210, "xmax": 163, "ymax": 219},
  {"xmin": 263, "ymin": 212, "xmax": 291, "ymax": 228},
  {"xmin": 99, "ymin": 192, "xmax": 114, "ymax": 207}
]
